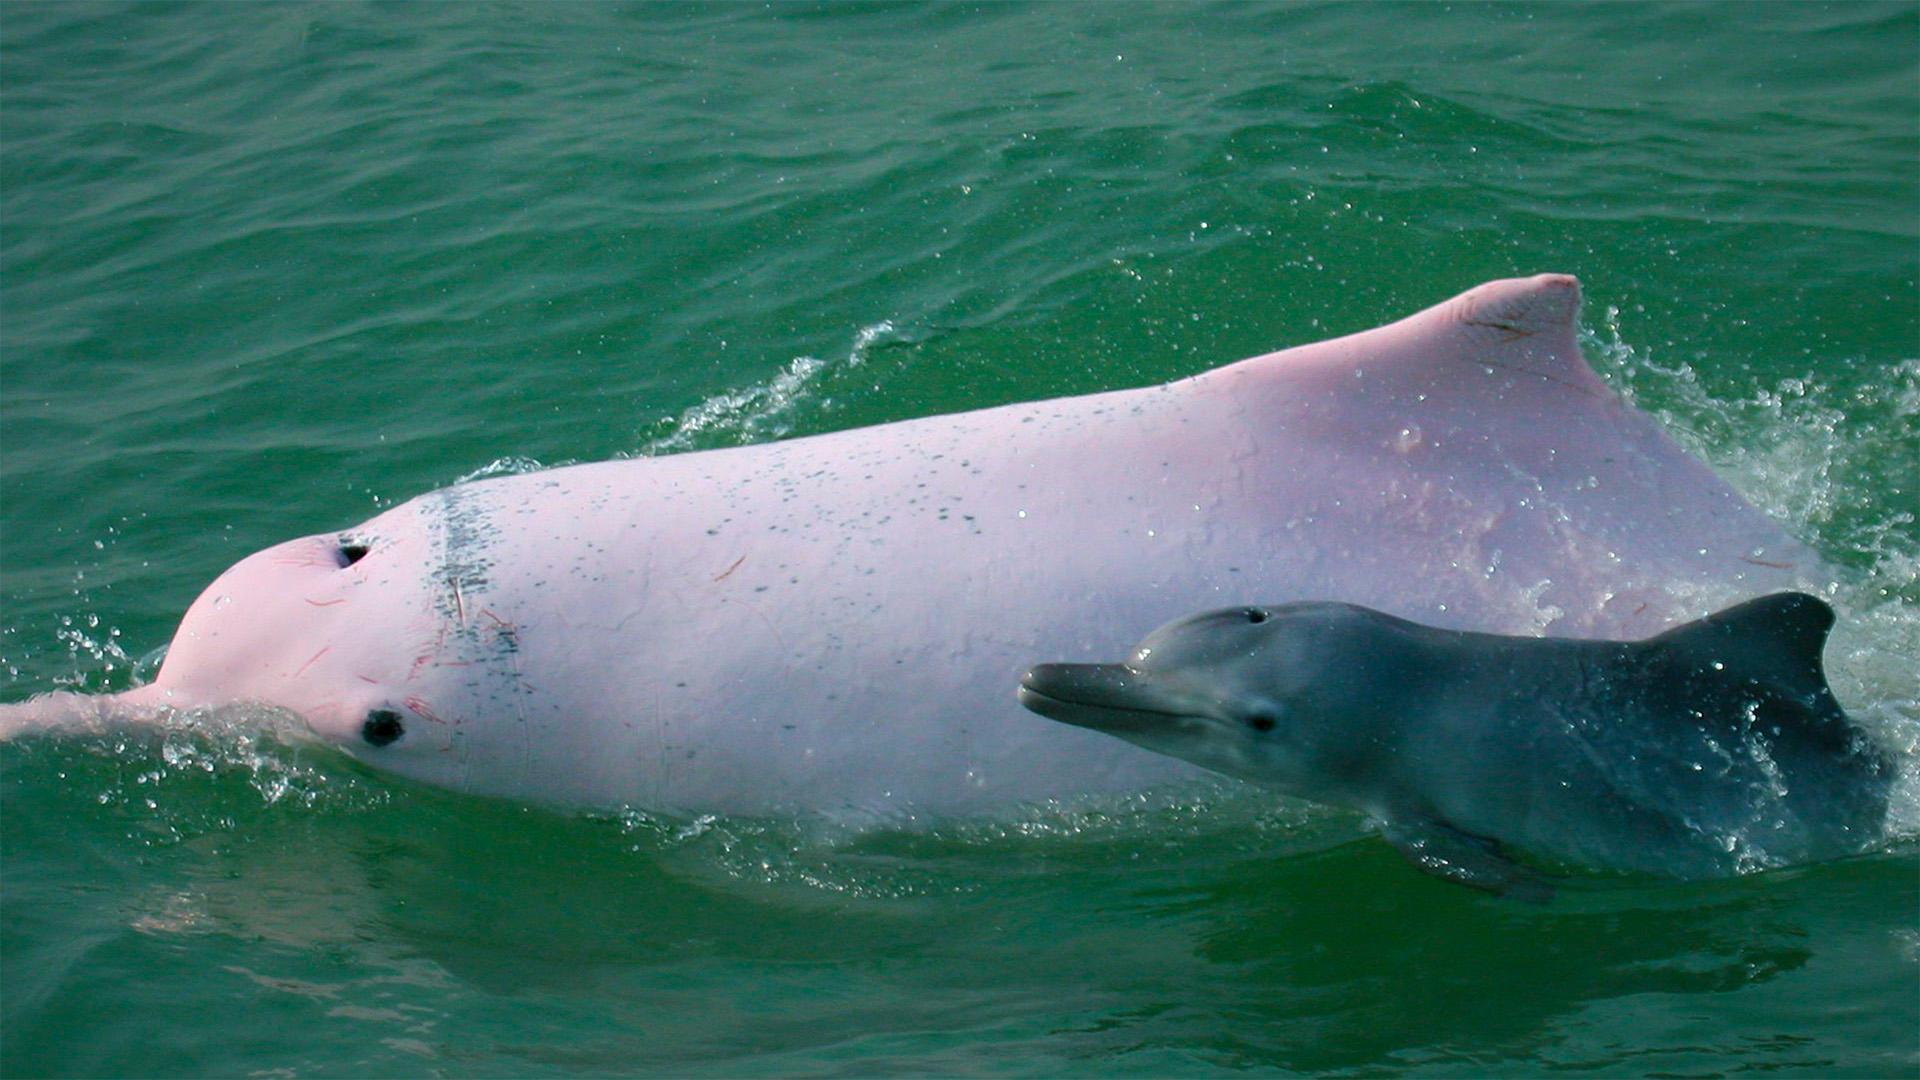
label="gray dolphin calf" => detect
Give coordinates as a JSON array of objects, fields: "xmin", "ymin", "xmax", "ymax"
[{"xmin": 1019, "ymin": 593, "xmax": 1891, "ymax": 894}]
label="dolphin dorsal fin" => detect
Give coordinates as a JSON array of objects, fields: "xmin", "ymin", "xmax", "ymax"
[
  {"xmin": 1648, "ymin": 592, "xmax": 1837, "ymax": 701},
  {"xmin": 1427, "ymin": 274, "xmax": 1612, "ymax": 397},
  {"xmin": 1203, "ymin": 275, "xmax": 1616, "ymax": 403},
  {"xmin": 1450, "ymin": 273, "xmax": 1584, "ymax": 341}
]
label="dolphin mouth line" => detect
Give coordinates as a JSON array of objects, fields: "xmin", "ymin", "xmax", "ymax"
[{"xmin": 1016, "ymin": 683, "xmax": 1193, "ymax": 732}]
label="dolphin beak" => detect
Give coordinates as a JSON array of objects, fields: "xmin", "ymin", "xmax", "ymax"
[{"xmin": 1018, "ymin": 663, "xmax": 1193, "ymax": 734}]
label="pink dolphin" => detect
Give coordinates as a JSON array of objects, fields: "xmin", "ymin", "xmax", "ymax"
[{"xmin": 3, "ymin": 275, "xmax": 1817, "ymax": 815}]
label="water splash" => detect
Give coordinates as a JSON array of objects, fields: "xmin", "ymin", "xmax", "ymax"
[
  {"xmin": 451, "ymin": 455, "xmax": 555, "ymax": 485},
  {"xmin": 593, "ymin": 784, "xmax": 1348, "ymax": 900},
  {"xmin": 51, "ymin": 611, "xmax": 136, "ymax": 690},
  {"xmin": 5, "ymin": 705, "xmax": 392, "ymax": 847},
  {"xmin": 644, "ymin": 320, "xmax": 903, "ymax": 454}
]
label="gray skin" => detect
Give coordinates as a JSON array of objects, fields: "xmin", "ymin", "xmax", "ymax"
[{"xmin": 1018, "ymin": 593, "xmax": 1891, "ymax": 894}]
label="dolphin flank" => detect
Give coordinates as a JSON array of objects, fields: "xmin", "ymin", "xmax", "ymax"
[{"xmin": 1019, "ymin": 593, "xmax": 1892, "ymax": 892}]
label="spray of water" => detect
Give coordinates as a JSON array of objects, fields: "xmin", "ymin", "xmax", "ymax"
[{"xmin": 643, "ymin": 320, "xmax": 902, "ymax": 454}]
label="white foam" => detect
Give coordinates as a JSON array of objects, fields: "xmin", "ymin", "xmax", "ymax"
[
  {"xmin": 452, "ymin": 455, "xmax": 553, "ymax": 485},
  {"xmin": 645, "ymin": 320, "xmax": 900, "ymax": 454}
]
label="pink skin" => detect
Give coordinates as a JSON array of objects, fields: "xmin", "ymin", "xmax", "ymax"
[{"xmin": 7, "ymin": 276, "xmax": 1817, "ymax": 815}]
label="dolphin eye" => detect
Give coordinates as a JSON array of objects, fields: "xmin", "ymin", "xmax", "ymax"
[
  {"xmin": 337, "ymin": 542, "xmax": 370, "ymax": 567},
  {"xmin": 362, "ymin": 709, "xmax": 405, "ymax": 746},
  {"xmin": 1245, "ymin": 609, "xmax": 1269, "ymax": 624},
  {"xmin": 1248, "ymin": 711, "xmax": 1277, "ymax": 732}
]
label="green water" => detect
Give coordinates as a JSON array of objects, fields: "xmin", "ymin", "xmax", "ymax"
[{"xmin": 3, "ymin": 2, "xmax": 1916, "ymax": 1075}]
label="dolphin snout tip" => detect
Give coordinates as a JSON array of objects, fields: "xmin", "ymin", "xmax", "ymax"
[
  {"xmin": 1017, "ymin": 664, "xmax": 1094, "ymax": 725},
  {"xmin": 1017, "ymin": 664, "xmax": 1058, "ymax": 693},
  {"xmin": 1016, "ymin": 665, "xmax": 1060, "ymax": 713}
]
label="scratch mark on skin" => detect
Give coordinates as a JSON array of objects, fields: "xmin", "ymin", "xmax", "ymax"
[
  {"xmin": 406, "ymin": 696, "xmax": 449, "ymax": 726},
  {"xmin": 450, "ymin": 576, "xmax": 467, "ymax": 623},
  {"xmin": 294, "ymin": 646, "xmax": 332, "ymax": 678},
  {"xmin": 1742, "ymin": 555, "xmax": 1793, "ymax": 570},
  {"xmin": 305, "ymin": 597, "xmax": 348, "ymax": 607},
  {"xmin": 1461, "ymin": 316, "xmax": 1532, "ymax": 341},
  {"xmin": 409, "ymin": 624, "xmax": 450, "ymax": 681},
  {"xmin": 272, "ymin": 548, "xmax": 340, "ymax": 569},
  {"xmin": 358, "ymin": 675, "xmax": 379, "ymax": 684},
  {"xmin": 713, "ymin": 555, "xmax": 747, "ymax": 582}
]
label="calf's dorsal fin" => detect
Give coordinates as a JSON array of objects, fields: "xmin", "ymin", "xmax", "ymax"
[{"xmin": 1648, "ymin": 591, "xmax": 1837, "ymax": 704}]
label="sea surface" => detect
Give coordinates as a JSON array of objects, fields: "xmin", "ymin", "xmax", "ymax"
[{"xmin": 2, "ymin": 3, "xmax": 1916, "ymax": 1076}]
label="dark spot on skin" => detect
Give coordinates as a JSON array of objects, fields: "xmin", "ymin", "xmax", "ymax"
[
  {"xmin": 1249, "ymin": 713, "xmax": 1277, "ymax": 733},
  {"xmin": 1246, "ymin": 609, "xmax": 1269, "ymax": 624},
  {"xmin": 338, "ymin": 543, "xmax": 370, "ymax": 567},
  {"xmin": 363, "ymin": 709, "xmax": 405, "ymax": 746}
]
